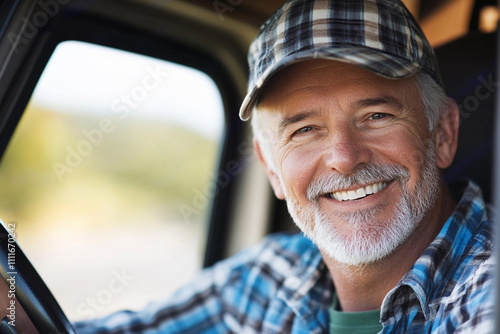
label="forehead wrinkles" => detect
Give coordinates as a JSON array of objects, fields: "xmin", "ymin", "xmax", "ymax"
[
  {"xmin": 258, "ymin": 61, "xmax": 352, "ymax": 108},
  {"xmin": 261, "ymin": 79, "xmax": 415, "ymax": 120},
  {"xmin": 260, "ymin": 83, "xmax": 339, "ymax": 115}
]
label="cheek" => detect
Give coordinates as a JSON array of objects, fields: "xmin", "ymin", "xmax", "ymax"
[
  {"xmin": 381, "ymin": 133, "xmax": 430, "ymax": 189},
  {"xmin": 279, "ymin": 146, "xmax": 321, "ymax": 200}
]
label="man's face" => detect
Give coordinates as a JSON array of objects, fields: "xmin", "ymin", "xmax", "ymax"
[{"xmin": 255, "ymin": 60, "xmax": 446, "ymax": 265}]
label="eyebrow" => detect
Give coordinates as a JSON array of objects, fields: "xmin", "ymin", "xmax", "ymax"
[
  {"xmin": 353, "ymin": 96, "xmax": 404, "ymax": 110},
  {"xmin": 278, "ymin": 110, "xmax": 321, "ymax": 136}
]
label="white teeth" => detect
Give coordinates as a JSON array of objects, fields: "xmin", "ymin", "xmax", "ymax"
[
  {"xmin": 347, "ymin": 190, "xmax": 357, "ymax": 200},
  {"xmin": 330, "ymin": 182, "xmax": 388, "ymax": 202}
]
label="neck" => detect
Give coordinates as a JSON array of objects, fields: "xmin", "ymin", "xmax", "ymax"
[{"xmin": 322, "ymin": 183, "xmax": 456, "ymax": 312}]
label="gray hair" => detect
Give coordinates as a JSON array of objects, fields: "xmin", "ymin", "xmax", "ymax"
[
  {"xmin": 251, "ymin": 71, "xmax": 449, "ymax": 172},
  {"xmin": 414, "ymin": 71, "xmax": 449, "ymax": 132}
]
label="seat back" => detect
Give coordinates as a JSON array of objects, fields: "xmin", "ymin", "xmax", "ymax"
[{"xmin": 436, "ymin": 31, "xmax": 497, "ymax": 203}]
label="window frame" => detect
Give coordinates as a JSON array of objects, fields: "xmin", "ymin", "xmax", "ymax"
[{"xmin": 0, "ymin": 0, "xmax": 249, "ymax": 268}]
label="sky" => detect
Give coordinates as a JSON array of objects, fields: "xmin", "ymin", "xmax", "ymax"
[{"xmin": 31, "ymin": 40, "xmax": 224, "ymax": 139}]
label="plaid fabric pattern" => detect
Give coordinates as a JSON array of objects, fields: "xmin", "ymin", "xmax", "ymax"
[
  {"xmin": 240, "ymin": 0, "xmax": 442, "ymax": 120},
  {"xmin": 74, "ymin": 181, "xmax": 494, "ymax": 333}
]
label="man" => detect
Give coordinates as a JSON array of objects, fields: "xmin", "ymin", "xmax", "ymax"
[{"xmin": 75, "ymin": 0, "xmax": 494, "ymax": 332}]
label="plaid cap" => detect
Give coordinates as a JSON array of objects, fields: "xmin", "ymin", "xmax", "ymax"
[{"xmin": 239, "ymin": 0, "xmax": 442, "ymax": 120}]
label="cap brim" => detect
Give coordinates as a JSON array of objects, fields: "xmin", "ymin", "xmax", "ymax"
[{"xmin": 239, "ymin": 47, "xmax": 422, "ymax": 121}]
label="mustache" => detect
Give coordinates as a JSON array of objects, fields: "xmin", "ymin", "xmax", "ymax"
[{"xmin": 306, "ymin": 163, "xmax": 410, "ymax": 202}]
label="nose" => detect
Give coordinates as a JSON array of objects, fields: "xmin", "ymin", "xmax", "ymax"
[{"xmin": 323, "ymin": 124, "xmax": 371, "ymax": 174}]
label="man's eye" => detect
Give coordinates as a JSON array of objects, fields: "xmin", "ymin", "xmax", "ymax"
[
  {"xmin": 294, "ymin": 126, "xmax": 313, "ymax": 135},
  {"xmin": 369, "ymin": 113, "xmax": 387, "ymax": 120}
]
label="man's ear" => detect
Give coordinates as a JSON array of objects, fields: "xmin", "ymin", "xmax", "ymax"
[
  {"xmin": 254, "ymin": 139, "xmax": 285, "ymax": 200},
  {"xmin": 434, "ymin": 98, "xmax": 459, "ymax": 169}
]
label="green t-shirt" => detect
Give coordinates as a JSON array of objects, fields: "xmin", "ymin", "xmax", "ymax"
[{"xmin": 329, "ymin": 293, "xmax": 383, "ymax": 334}]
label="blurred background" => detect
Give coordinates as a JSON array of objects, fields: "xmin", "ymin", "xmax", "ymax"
[{"xmin": 0, "ymin": 41, "xmax": 224, "ymax": 321}]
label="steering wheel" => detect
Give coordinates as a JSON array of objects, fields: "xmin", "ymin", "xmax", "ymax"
[{"xmin": 0, "ymin": 220, "xmax": 76, "ymax": 333}]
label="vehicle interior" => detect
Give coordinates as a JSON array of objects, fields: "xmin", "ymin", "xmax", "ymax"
[{"xmin": 0, "ymin": 0, "xmax": 498, "ymax": 332}]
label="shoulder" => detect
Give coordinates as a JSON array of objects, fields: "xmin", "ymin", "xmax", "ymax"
[
  {"xmin": 247, "ymin": 232, "xmax": 317, "ymax": 262},
  {"xmin": 171, "ymin": 233, "xmax": 319, "ymax": 317},
  {"xmin": 172, "ymin": 233, "xmax": 319, "ymax": 332},
  {"xmin": 216, "ymin": 232, "xmax": 316, "ymax": 269},
  {"xmin": 434, "ymin": 252, "xmax": 494, "ymax": 333},
  {"xmin": 429, "ymin": 185, "xmax": 494, "ymax": 333},
  {"xmin": 210, "ymin": 233, "xmax": 318, "ymax": 286}
]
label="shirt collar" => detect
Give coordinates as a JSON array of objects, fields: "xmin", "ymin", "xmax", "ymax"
[{"xmin": 381, "ymin": 180, "xmax": 492, "ymax": 321}]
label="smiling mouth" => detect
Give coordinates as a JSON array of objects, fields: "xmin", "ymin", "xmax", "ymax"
[{"xmin": 328, "ymin": 182, "xmax": 389, "ymax": 201}]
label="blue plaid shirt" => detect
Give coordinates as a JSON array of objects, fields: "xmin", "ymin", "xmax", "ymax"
[{"xmin": 75, "ymin": 181, "xmax": 494, "ymax": 333}]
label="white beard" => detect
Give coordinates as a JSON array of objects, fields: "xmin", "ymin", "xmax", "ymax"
[{"xmin": 284, "ymin": 141, "xmax": 440, "ymax": 266}]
